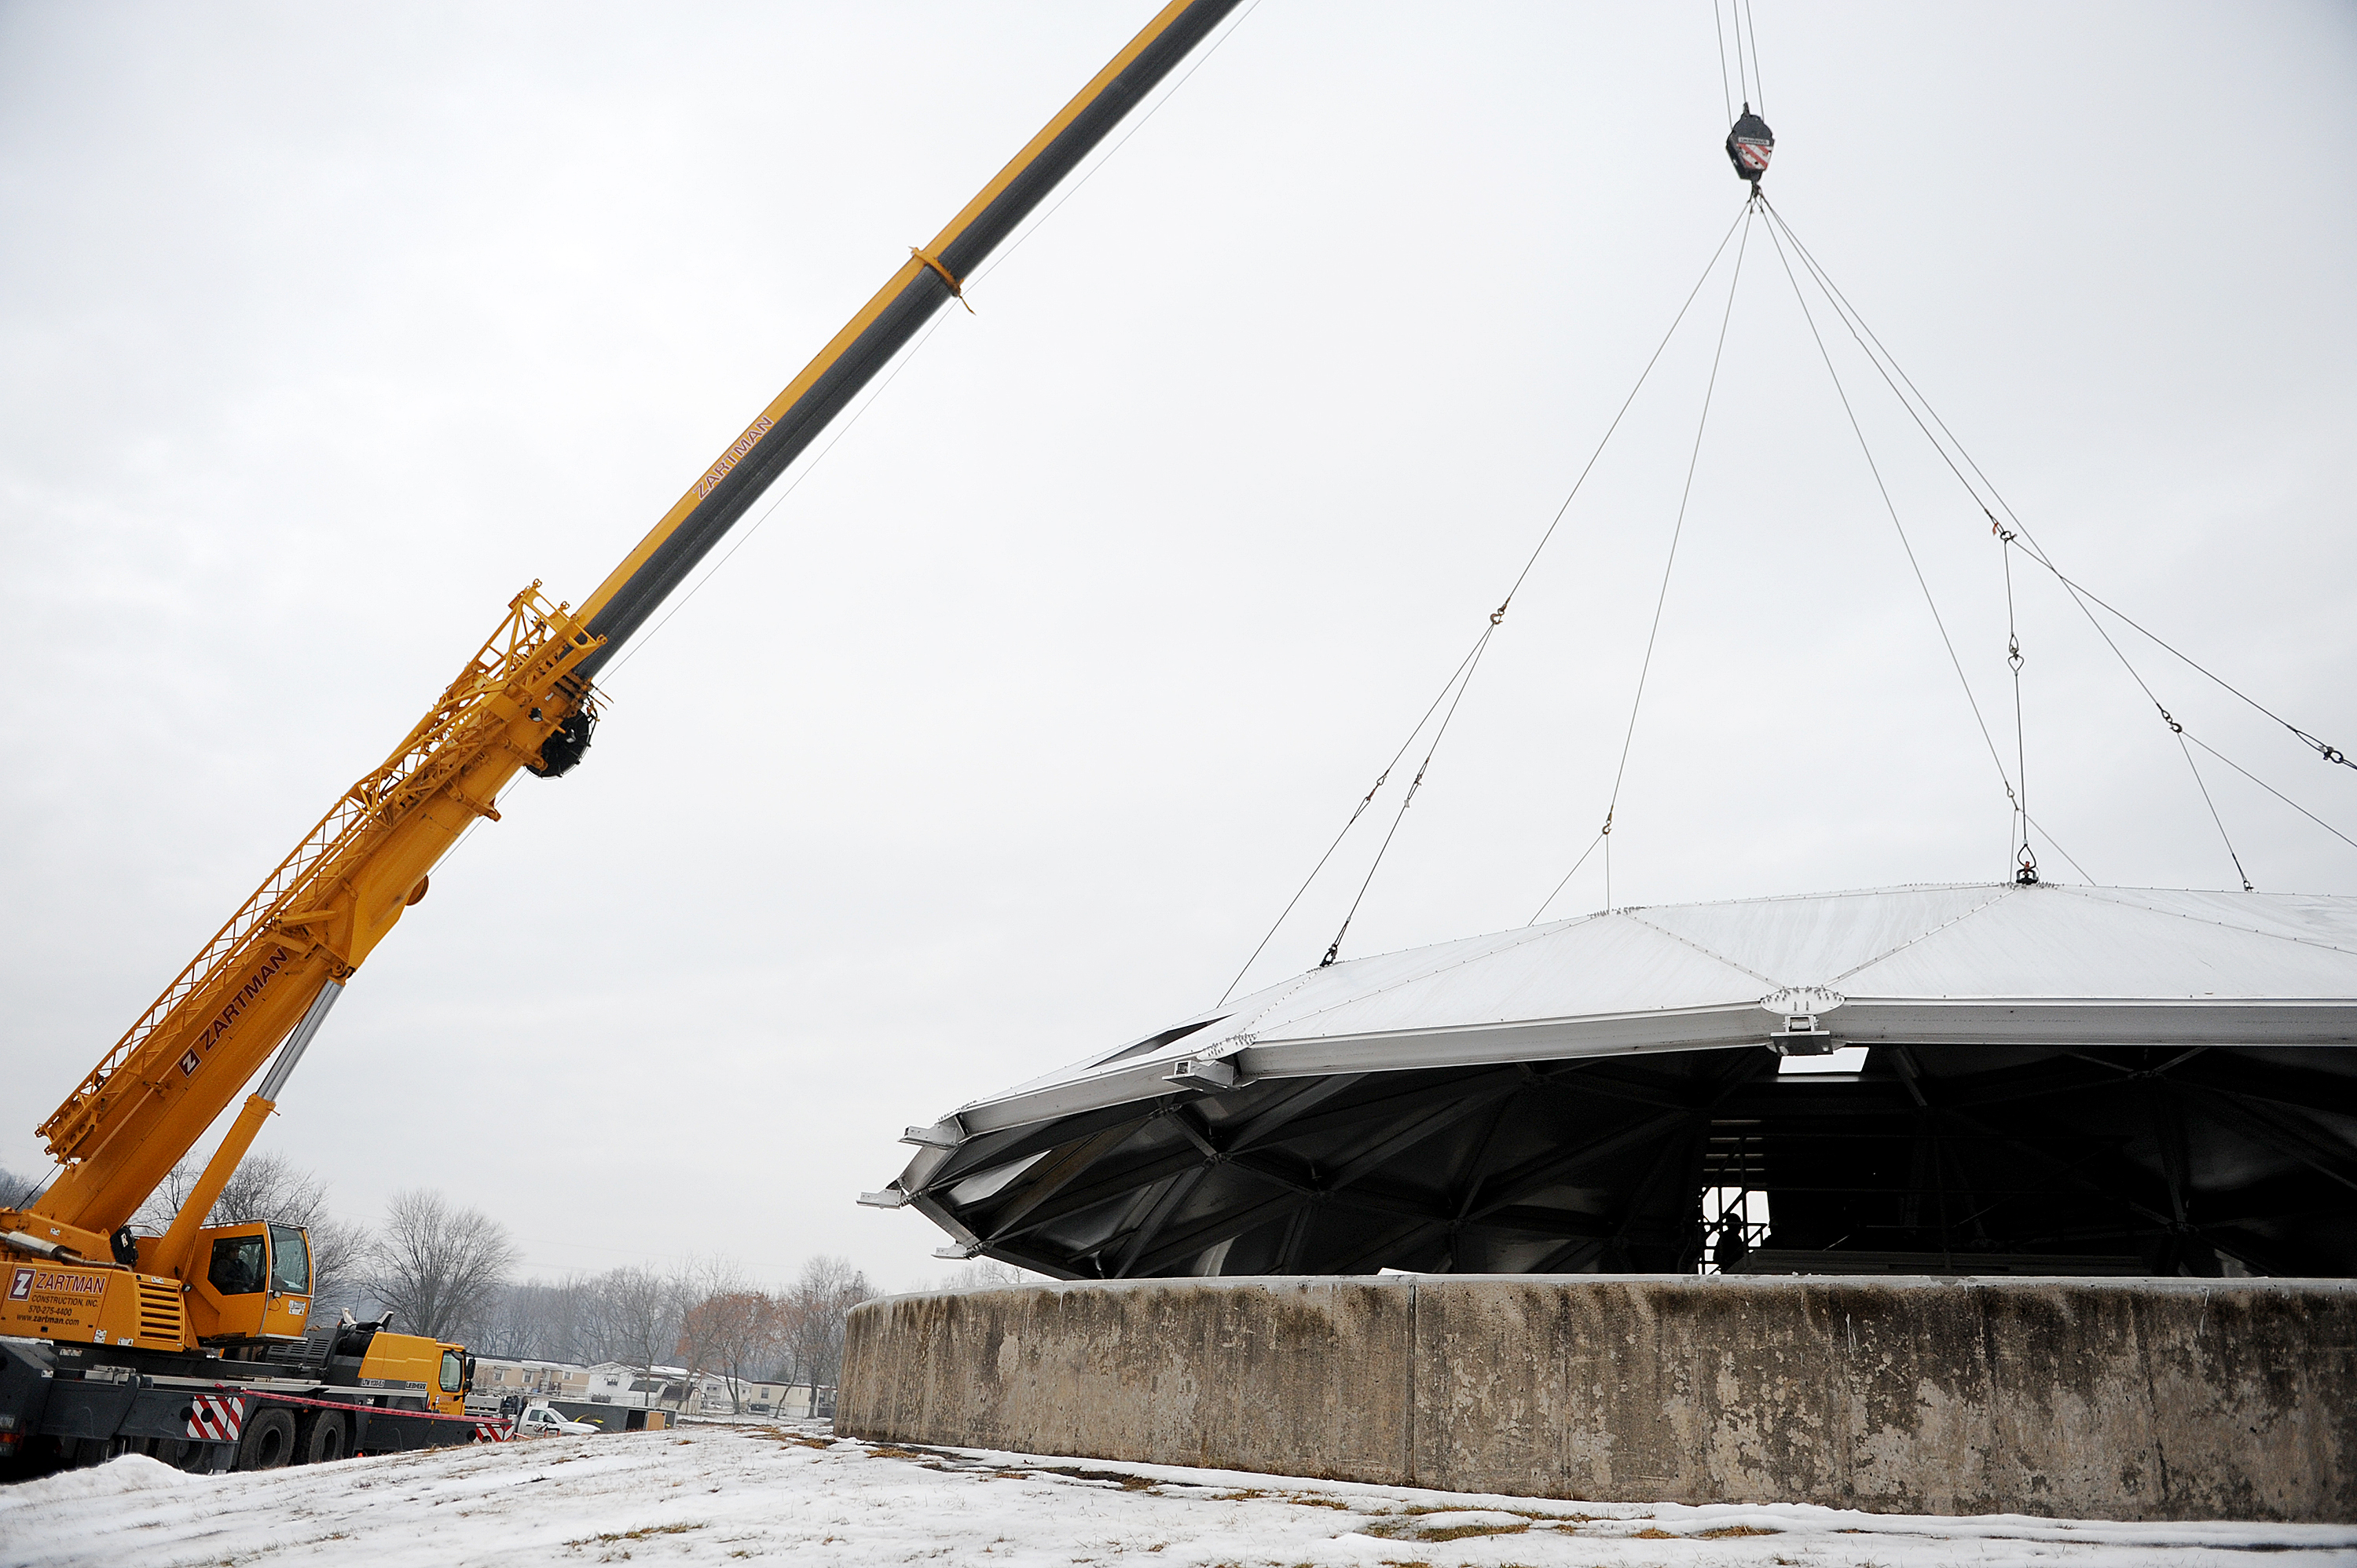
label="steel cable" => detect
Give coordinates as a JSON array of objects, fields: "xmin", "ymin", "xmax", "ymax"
[
  {"xmin": 1215, "ymin": 628, "xmax": 1491, "ymax": 1005},
  {"xmin": 1758, "ymin": 211, "xmax": 2032, "ymax": 860},
  {"xmin": 1318, "ymin": 623, "xmax": 1501, "ymax": 968},
  {"xmin": 1761, "ymin": 198, "xmax": 2353, "ymax": 781},
  {"xmin": 1742, "ymin": 0, "xmax": 1767, "ymax": 115},
  {"xmin": 1596, "ymin": 201, "xmax": 1757, "ymax": 908},
  {"xmin": 603, "ymin": 1, "xmax": 1266, "ymax": 682},
  {"xmin": 1712, "ymin": 3, "xmax": 1735, "ymax": 126},
  {"xmin": 1761, "ymin": 198, "xmax": 2352, "ymax": 874},
  {"xmin": 1219, "ymin": 199, "xmax": 1757, "ymax": 995}
]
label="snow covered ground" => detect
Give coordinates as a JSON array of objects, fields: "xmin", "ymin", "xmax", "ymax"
[{"xmin": 4, "ymin": 1422, "xmax": 2352, "ymax": 1567}]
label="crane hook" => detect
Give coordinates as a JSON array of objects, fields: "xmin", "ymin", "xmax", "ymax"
[{"xmin": 1726, "ymin": 104, "xmax": 1774, "ymax": 185}]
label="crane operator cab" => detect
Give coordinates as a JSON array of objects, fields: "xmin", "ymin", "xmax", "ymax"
[{"xmin": 179, "ymin": 1222, "xmax": 313, "ymax": 1343}]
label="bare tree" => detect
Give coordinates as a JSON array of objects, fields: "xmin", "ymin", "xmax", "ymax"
[
  {"xmin": 942, "ymin": 1258, "xmax": 1035, "ymax": 1291},
  {"xmin": 469, "ymin": 1276, "xmax": 596, "ymax": 1362},
  {"xmin": 304, "ymin": 1218, "xmax": 375, "ymax": 1321},
  {"xmin": 127, "ymin": 1152, "xmax": 373, "ymax": 1315},
  {"xmin": 133, "ymin": 1152, "xmax": 329, "ymax": 1234},
  {"xmin": 582, "ymin": 1264, "xmax": 679, "ymax": 1374},
  {"xmin": 779, "ymin": 1255, "xmax": 874, "ymax": 1393},
  {"xmin": 680, "ymin": 1287, "xmax": 779, "ymax": 1412},
  {"xmin": 366, "ymin": 1189, "xmax": 517, "ymax": 1341},
  {"xmin": 666, "ymin": 1259, "xmax": 745, "ymax": 1409},
  {"xmin": 0, "ymin": 1166, "xmax": 40, "ymax": 1209}
]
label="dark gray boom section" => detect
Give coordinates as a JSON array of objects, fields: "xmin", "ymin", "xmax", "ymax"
[{"xmin": 573, "ymin": 0, "xmax": 1244, "ymax": 680}]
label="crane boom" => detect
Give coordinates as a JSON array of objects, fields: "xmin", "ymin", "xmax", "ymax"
[
  {"xmin": 8, "ymin": 0, "xmax": 1243, "ymax": 1266},
  {"xmin": 577, "ymin": 0, "xmax": 1241, "ymax": 677},
  {"xmin": 26, "ymin": 588, "xmax": 603, "ymax": 1248}
]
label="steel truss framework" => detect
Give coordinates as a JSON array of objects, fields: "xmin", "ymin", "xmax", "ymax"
[{"xmin": 907, "ymin": 1043, "xmax": 2357, "ymax": 1280}]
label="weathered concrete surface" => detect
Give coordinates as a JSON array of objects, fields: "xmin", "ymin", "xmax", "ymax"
[{"xmin": 837, "ymin": 1275, "xmax": 2357, "ymax": 1522}]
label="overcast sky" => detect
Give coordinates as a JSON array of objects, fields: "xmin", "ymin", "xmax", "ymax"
[{"xmin": 3, "ymin": 2, "xmax": 2352, "ymax": 1292}]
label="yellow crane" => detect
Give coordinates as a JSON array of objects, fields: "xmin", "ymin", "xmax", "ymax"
[{"xmin": 0, "ymin": 0, "xmax": 1243, "ymax": 1475}]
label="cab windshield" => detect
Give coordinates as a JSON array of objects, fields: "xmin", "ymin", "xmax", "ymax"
[{"xmin": 267, "ymin": 1224, "xmax": 312, "ymax": 1295}]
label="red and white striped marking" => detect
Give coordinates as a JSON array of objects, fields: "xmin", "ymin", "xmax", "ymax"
[
  {"xmin": 474, "ymin": 1420, "xmax": 515, "ymax": 1444},
  {"xmin": 187, "ymin": 1394, "xmax": 245, "ymax": 1442},
  {"xmin": 1735, "ymin": 140, "xmax": 1772, "ymax": 172}
]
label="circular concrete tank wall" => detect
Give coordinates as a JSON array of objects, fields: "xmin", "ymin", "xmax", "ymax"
[{"xmin": 837, "ymin": 1274, "xmax": 2357, "ymax": 1522}]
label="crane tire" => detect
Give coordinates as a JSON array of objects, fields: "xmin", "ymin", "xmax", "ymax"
[
  {"xmin": 296, "ymin": 1410, "xmax": 349, "ymax": 1465},
  {"xmin": 236, "ymin": 1408, "xmax": 297, "ymax": 1471}
]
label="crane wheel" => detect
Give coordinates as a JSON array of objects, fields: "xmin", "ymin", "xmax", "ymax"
[
  {"xmin": 236, "ymin": 1408, "xmax": 296, "ymax": 1471},
  {"xmin": 296, "ymin": 1409, "xmax": 349, "ymax": 1464}
]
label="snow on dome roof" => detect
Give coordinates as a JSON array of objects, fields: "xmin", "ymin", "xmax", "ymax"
[{"xmin": 869, "ymin": 885, "xmax": 2357, "ymax": 1280}]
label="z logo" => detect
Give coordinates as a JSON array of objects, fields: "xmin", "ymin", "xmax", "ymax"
[{"xmin": 8, "ymin": 1268, "xmax": 31, "ymax": 1301}]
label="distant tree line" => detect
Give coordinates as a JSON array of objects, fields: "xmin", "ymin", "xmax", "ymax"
[{"xmin": 469, "ymin": 1255, "xmax": 875, "ymax": 1403}]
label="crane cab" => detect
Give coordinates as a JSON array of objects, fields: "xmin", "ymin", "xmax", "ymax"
[
  {"xmin": 146, "ymin": 1221, "xmax": 313, "ymax": 1343},
  {"xmin": 328, "ymin": 1315, "xmax": 475, "ymax": 1416},
  {"xmin": 354, "ymin": 1335, "xmax": 475, "ymax": 1417}
]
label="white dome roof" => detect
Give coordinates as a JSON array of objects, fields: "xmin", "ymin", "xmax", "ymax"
[
  {"xmin": 926, "ymin": 883, "xmax": 2357, "ymax": 1140},
  {"xmin": 872, "ymin": 884, "xmax": 2357, "ymax": 1280}
]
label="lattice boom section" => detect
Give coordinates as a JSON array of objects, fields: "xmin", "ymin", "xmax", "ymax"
[{"xmin": 38, "ymin": 584, "xmax": 596, "ymax": 1156}]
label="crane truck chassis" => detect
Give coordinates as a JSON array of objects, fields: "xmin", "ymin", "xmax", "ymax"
[
  {"xmin": 1, "ymin": 1313, "xmax": 497, "ymax": 1475},
  {"xmin": 0, "ymin": 0, "xmax": 1240, "ymax": 1481}
]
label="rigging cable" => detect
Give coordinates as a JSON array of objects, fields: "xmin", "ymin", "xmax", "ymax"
[
  {"xmin": 1527, "ymin": 829, "xmax": 1605, "ymax": 925},
  {"xmin": 600, "ymin": 0, "xmax": 1265, "ymax": 682},
  {"xmin": 1757, "ymin": 212, "xmax": 2093, "ymax": 880},
  {"xmin": 970, "ymin": 0, "xmax": 1265, "ymax": 292},
  {"xmin": 2183, "ymin": 732, "xmax": 2357, "ymax": 856},
  {"xmin": 1596, "ymin": 199, "xmax": 1758, "ymax": 910},
  {"xmin": 1215, "ymin": 629, "xmax": 1490, "ymax": 1005},
  {"xmin": 1318, "ymin": 619, "xmax": 1501, "ymax": 968},
  {"xmin": 1761, "ymin": 197, "xmax": 2352, "ymax": 873},
  {"xmin": 1742, "ymin": 0, "xmax": 1767, "ymax": 115},
  {"xmin": 1729, "ymin": 3, "xmax": 1750, "ymax": 118},
  {"xmin": 1998, "ymin": 531, "xmax": 2038, "ymax": 882},
  {"xmin": 1711, "ymin": 4, "xmax": 1735, "ymax": 125},
  {"xmin": 1761, "ymin": 199, "xmax": 2246, "ymax": 880},
  {"xmin": 1761, "ymin": 198, "xmax": 2354, "ymax": 780},
  {"xmin": 2170, "ymin": 709, "xmax": 2255, "ymax": 891},
  {"xmin": 1219, "ymin": 200, "xmax": 1758, "ymax": 997}
]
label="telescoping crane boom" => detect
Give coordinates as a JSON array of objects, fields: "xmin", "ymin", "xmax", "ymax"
[{"xmin": 0, "ymin": 0, "xmax": 1243, "ymax": 1476}]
